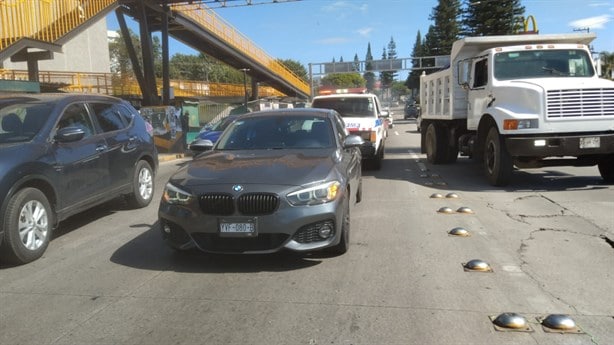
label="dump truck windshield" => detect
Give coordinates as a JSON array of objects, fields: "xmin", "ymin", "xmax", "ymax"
[{"xmin": 494, "ymin": 49, "xmax": 595, "ymax": 80}]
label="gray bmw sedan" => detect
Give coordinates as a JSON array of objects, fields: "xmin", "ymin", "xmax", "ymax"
[{"xmin": 158, "ymin": 108, "xmax": 364, "ymax": 255}]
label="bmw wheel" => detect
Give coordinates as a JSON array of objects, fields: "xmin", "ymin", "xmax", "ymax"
[{"xmin": 329, "ymin": 196, "xmax": 350, "ymax": 255}]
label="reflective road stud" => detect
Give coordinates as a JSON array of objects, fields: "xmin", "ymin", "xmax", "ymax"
[
  {"xmin": 463, "ymin": 259, "xmax": 493, "ymax": 272},
  {"xmin": 538, "ymin": 314, "xmax": 584, "ymax": 333},
  {"xmin": 456, "ymin": 206, "xmax": 474, "ymax": 214},
  {"xmin": 437, "ymin": 206, "xmax": 454, "ymax": 214},
  {"xmin": 490, "ymin": 313, "xmax": 533, "ymax": 332},
  {"xmin": 448, "ymin": 227, "xmax": 470, "ymax": 237}
]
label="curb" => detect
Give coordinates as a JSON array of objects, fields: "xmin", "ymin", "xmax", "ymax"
[{"xmin": 158, "ymin": 153, "xmax": 188, "ymax": 162}]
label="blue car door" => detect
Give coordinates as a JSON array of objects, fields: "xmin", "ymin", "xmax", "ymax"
[
  {"xmin": 89, "ymin": 102, "xmax": 136, "ymax": 192},
  {"xmin": 52, "ymin": 102, "xmax": 110, "ymax": 212}
]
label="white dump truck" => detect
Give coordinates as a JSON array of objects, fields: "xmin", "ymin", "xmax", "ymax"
[{"xmin": 419, "ymin": 33, "xmax": 614, "ymax": 186}]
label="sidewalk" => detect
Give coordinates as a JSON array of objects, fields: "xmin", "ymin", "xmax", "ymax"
[{"xmin": 158, "ymin": 153, "xmax": 188, "ymax": 162}]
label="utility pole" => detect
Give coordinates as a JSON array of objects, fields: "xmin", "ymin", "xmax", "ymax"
[{"xmin": 240, "ymin": 68, "xmax": 250, "ymax": 110}]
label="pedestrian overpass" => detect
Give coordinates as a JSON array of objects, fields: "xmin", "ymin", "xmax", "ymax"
[{"xmin": 0, "ymin": 0, "xmax": 310, "ymax": 104}]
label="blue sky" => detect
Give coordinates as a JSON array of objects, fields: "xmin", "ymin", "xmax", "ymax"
[{"xmin": 106, "ymin": 0, "xmax": 614, "ymax": 78}]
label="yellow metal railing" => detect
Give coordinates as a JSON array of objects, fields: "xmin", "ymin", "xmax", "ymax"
[
  {"xmin": 0, "ymin": 69, "xmax": 285, "ymax": 98},
  {"xmin": 112, "ymin": 76, "xmax": 284, "ymax": 98},
  {"xmin": 0, "ymin": 0, "xmax": 116, "ymax": 50},
  {"xmin": 172, "ymin": 3, "xmax": 310, "ymax": 96}
]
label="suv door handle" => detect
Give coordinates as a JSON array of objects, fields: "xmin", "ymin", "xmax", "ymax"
[{"xmin": 96, "ymin": 144, "xmax": 107, "ymax": 152}]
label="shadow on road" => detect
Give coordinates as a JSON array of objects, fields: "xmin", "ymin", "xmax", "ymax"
[
  {"xmin": 363, "ymin": 153, "xmax": 611, "ymax": 193},
  {"xmin": 110, "ymin": 221, "xmax": 325, "ymax": 273}
]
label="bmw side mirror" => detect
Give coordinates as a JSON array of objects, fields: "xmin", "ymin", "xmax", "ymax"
[
  {"xmin": 343, "ymin": 135, "xmax": 365, "ymax": 148},
  {"xmin": 189, "ymin": 139, "xmax": 215, "ymax": 153}
]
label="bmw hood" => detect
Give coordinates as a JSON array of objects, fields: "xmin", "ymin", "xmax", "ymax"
[{"xmin": 173, "ymin": 149, "xmax": 339, "ymax": 187}]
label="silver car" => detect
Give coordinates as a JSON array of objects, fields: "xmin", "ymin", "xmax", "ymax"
[{"xmin": 158, "ymin": 108, "xmax": 364, "ymax": 255}]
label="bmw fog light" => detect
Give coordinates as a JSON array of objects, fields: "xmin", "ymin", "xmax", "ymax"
[
  {"xmin": 162, "ymin": 222, "xmax": 172, "ymax": 234},
  {"xmin": 318, "ymin": 224, "xmax": 333, "ymax": 239}
]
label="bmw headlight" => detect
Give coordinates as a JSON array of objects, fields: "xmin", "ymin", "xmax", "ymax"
[
  {"xmin": 287, "ymin": 181, "xmax": 341, "ymax": 206},
  {"xmin": 162, "ymin": 183, "xmax": 194, "ymax": 205}
]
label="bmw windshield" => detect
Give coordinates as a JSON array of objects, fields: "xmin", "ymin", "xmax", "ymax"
[{"xmin": 216, "ymin": 115, "xmax": 334, "ymax": 150}]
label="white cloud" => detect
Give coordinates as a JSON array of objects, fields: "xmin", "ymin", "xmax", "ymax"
[
  {"xmin": 569, "ymin": 14, "xmax": 612, "ymax": 29},
  {"xmin": 316, "ymin": 37, "xmax": 351, "ymax": 45},
  {"xmin": 588, "ymin": 1, "xmax": 611, "ymax": 7},
  {"xmin": 356, "ymin": 27, "xmax": 373, "ymax": 37},
  {"xmin": 322, "ymin": 1, "xmax": 368, "ymax": 13}
]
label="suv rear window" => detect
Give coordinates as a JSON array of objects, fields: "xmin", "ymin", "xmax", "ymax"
[{"xmin": 312, "ymin": 97, "xmax": 374, "ymax": 118}]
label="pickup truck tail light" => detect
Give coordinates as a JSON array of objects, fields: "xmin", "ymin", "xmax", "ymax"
[{"xmin": 370, "ymin": 130, "xmax": 377, "ymax": 142}]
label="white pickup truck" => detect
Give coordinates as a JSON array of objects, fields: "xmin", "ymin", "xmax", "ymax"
[
  {"xmin": 419, "ymin": 33, "xmax": 614, "ymax": 185},
  {"xmin": 312, "ymin": 93, "xmax": 388, "ymax": 169}
]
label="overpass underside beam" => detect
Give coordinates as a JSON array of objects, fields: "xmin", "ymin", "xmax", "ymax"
[{"xmin": 118, "ymin": 0, "xmax": 309, "ymax": 101}]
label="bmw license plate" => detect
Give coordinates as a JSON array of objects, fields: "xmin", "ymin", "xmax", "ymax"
[
  {"xmin": 219, "ymin": 218, "xmax": 257, "ymax": 237},
  {"xmin": 579, "ymin": 137, "xmax": 600, "ymax": 149}
]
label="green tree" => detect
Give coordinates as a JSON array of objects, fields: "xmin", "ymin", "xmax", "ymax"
[
  {"xmin": 364, "ymin": 43, "xmax": 376, "ymax": 92},
  {"xmin": 380, "ymin": 38, "xmax": 397, "ymax": 93},
  {"xmin": 387, "ymin": 36, "xmax": 398, "ymax": 80},
  {"xmin": 152, "ymin": 36, "xmax": 162, "ymax": 78},
  {"xmin": 208, "ymin": 63, "xmax": 245, "ymax": 84},
  {"xmin": 600, "ymin": 51, "xmax": 614, "ymax": 79},
  {"xmin": 109, "ymin": 29, "xmax": 142, "ymax": 77},
  {"xmin": 405, "ymin": 30, "xmax": 424, "ymax": 93},
  {"xmin": 109, "ymin": 29, "xmax": 162, "ymax": 78},
  {"xmin": 169, "ymin": 53, "xmax": 208, "ymax": 80},
  {"xmin": 391, "ymin": 81, "xmax": 410, "ymax": 99},
  {"xmin": 422, "ymin": 25, "xmax": 438, "ymax": 68},
  {"xmin": 379, "ymin": 46, "xmax": 392, "ymax": 89},
  {"xmin": 462, "ymin": 0, "xmax": 525, "ymax": 36},
  {"xmin": 353, "ymin": 53, "xmax": 360, "ymax": 72},
  {"xmin": 277, "ymin": 58, "xmax": 308, "ymax": 81},
  {"xmin": 418, "ymin": 0, "xmax": 462, "ymax": 80},
  {"xmin": 321, "ymin": 72, "xmax": 365, "ymax": 88},
  {"xmin": 429, "ymin": 0, "xmax": 462, "ymax": 55}
]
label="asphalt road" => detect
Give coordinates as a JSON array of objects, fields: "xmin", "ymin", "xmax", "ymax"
[{"xmin": 1, "ymin": 111, "xmax": 613, "ymax": 345}]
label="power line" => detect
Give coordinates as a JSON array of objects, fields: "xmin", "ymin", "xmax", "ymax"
[{"xmin": 171, "ymin": 0, "xmax": 301, "ymax": 10}]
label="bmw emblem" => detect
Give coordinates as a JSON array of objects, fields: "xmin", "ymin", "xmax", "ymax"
[{"xmin": 232, "ymin": 185, "xmax": 244, "ymax": 192}]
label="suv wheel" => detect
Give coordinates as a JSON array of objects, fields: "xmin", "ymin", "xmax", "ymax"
[
  {"xmin": 0, "ymin": 188, "xmax": 53, "ymax": 265},
  {"xmin": 127, "ymin": 160, "xmax": 154, "ymax": 208}
]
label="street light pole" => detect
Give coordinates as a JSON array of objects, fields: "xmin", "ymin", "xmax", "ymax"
[{"xmin": 240, "ymin": 68, "xmax": 250, "ymax": 110}]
